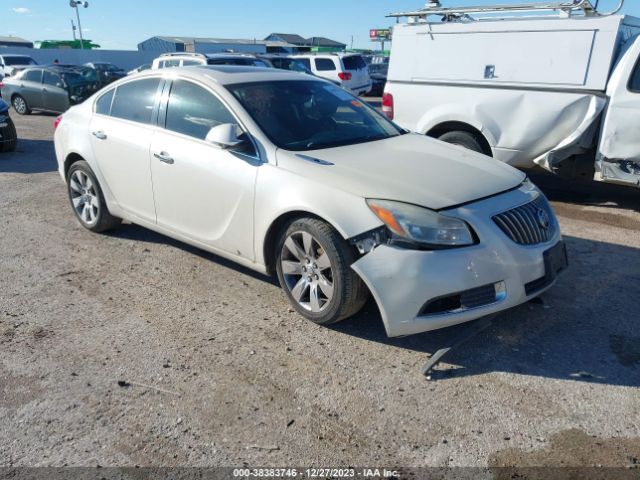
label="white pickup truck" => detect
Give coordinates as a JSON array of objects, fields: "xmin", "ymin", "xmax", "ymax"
[{"xmin": 383, "ymin": 0, "xmax": 640, "ymax": 188}]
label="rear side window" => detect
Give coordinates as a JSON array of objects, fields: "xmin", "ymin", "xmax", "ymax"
[
  {"xmin": 342, "ymin": 55, "xmax": 366, "ymax": 71},
  {"xmin": 165, "ymin": 79, "xmax": 235, "ymax": 140},
  {"xmin": 182, "ymin": 59, "xmax": 201, "ymax": 66},
  {"xmin": 315, "ymin": 58, "xmax": 336, "ymax": 71},
  {"xmin": 111, "ymin": 78, "xmax": 160, "ymax": 124},
  {"xmin": 95, "ymin": 89, "xmax": 115, "ymax": 115},
  {"xmin": 22, "ymin": 69, "xmax": 43, "ymax": 82},
  {"xmin": 160, "ymin": 59, "xmax": 180, "ymax": 68}
]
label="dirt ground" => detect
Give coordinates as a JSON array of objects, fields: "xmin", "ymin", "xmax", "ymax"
[{"xmin": 1, "ymin": 111, "xmax": 639, "ymax": 473}]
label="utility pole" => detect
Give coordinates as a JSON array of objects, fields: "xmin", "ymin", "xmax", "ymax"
[
  {"xmin": 69, "ymin": 1, "xmax": 89, "ymax": 49},
  {"xmin": 70, "ymin": 19, "xmax": 77, "ymax": 41}
]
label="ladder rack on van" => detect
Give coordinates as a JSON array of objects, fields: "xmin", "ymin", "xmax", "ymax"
[{"xmin": 387, "ymin": 0, "xmax": 625, "ymax": 20}]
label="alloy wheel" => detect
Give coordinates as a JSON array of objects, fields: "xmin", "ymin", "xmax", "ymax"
[
  {"xmin": 280, "ymin": 231, "xmax": 334, "ymax": 313},
  {"xmin": 13, "ymin": 97, "xmax": 27, "ymax": 114},
  {"xmin": 69, "ymin": 170, "xmax": 100, "ymax": 226}
]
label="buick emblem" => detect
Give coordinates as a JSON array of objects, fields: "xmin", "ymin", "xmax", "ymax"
[{"xmin": 536, "ymin": 208, "xmax": 550, "ymax": 229}]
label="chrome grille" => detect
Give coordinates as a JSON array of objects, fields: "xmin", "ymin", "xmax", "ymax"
[{"xmin": 493, "ymin": 196, "xmax": 556, "ymax": 245}]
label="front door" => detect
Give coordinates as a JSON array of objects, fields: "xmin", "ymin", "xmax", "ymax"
[
  {"xmin": 88, "ymin": 77, "xmax": 163, "ymax": 222},
  {"xmin": 42, "ymin": 70, "xmax": 69, "ymax": 113},
  {"xmin": 597, "ymin": 35, "xmax": 640, "ymax": 187},
  {"xmin": 150, "ymin": 79, "xmax": 259, "ymax": 259}
]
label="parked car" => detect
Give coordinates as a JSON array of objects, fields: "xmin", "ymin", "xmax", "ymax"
[
  {"xmin": 83, "ymin": 62, "xmax": 127, "ymax": 88},
  {"xmin": 385, "ymin": 1, "xmax": 640, "ymax": 188},
  {"xmin": 54, "ymin": 67, "xmax": 567, "ymax": 338},
  {"xmin": 128, "ymin": 63, "xmax": 151, "ymax": 75},
  {"xmin": 151, "ymin": 52, "xmax": 270, "ymax": 69},
  {"xmin": 0, "ymin": 54, "xmax": 38, "ymax": 79},
  {"xmin": 292, "ymin": 53, "xmax": 372, "ymax": 95},
  {"xmin": 0, "ymin": 98, "xmax": 17, "ymax": 152},
  {"xmin": 0, "ymin": 66, "xmax": 96, "ymax": 115}
]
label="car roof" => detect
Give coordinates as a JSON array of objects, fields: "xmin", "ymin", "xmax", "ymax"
[
  {"xmin": 132, "ymin": 65, "xmax": 319, "ymax": 85},
  {"xmin": 0, "ymin": 54, "xmax": 35, "ymax": 58}
]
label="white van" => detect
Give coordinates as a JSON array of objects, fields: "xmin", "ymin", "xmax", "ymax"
[
  {"xmin": 292, "ymin": 53, "xmax": 372, "ymax": 96},
  {"xmin": 384, "ymin": 0, "xmax": 640, "ymax": 188}
]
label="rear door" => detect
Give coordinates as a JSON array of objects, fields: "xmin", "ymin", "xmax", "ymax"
[
  {"xmin": 42, "ymin": 70, "xmax": 69, "ymax": 113},
  {"xmin": 341, "ymin": 55, "xmax": 370, "ymax": 91},
  {"xmin": 18, "ymin": 69, "xmax": 44, "ymax": 109},
  {"xmin": 88, "ymin": 77, "xmax": 163, "ymax": 222},
  {"xmin": 597, "ymin": 35, "xmax": 640, "ymax": 187}
]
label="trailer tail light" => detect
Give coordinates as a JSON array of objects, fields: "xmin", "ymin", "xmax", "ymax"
[
  {"xmin": 54, "ymin": 115, "xmax": 63, "ymax": 131},
  {"xmin": 338, "ymin": 72, "xmax": 352, "ymax": 81},
  {"xmin": 382, "ymin": 93, "xmax": 394, "ymax": 120}
]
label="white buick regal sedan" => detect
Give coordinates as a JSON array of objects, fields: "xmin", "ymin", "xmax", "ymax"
[{"xmin": 54, "ymin": 67, "xmax": 567, "ymax": 337}]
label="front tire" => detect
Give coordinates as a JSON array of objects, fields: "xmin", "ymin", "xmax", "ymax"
[
  {"xmin": 438, "ymin": 130, "xmax": 485, "ymax": 154},
  {"xmin": 67, "ymin": 160, "xmax": 121, "ymax": 233},
  {"xmin": 0, "ymin": 116, "xmax": 17, "ymax": 152},
  {"xmin": 276, "ymin": 217, "xmax": 368, "ymax": 326},
  {"xmin": 11, "ymin": 95, "xmax": 30, "ymax": 116}
]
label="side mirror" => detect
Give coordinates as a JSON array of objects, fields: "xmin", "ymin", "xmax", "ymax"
[{"xmin": 205, "ymin": 123, "xmax": 244, "ymax": 149}]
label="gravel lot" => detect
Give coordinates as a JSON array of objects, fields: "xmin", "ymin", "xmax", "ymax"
[{"xmin": 1, "ymin": 111, "xmax": 639, "ymax": 471}]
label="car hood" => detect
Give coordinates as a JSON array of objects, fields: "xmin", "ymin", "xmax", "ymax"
[{"xmin": 276, "ymin": 133, "xmax": 526, "ymax": 210}]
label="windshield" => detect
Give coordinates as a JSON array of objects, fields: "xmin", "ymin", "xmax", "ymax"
[
  {"xmin": 94, "ymin": 63, "xmax": 120, "ymax": 72},
  {"xmin": 227, "ymin": 80, "xmax": 404, "ymax": 151},
  {"xmin": 4, "ymin": 56, "xmax": 37, "ymax": 66},
  {"xmin": 61, "ymin": 71, "xmax": 89, "ymax": 86}
]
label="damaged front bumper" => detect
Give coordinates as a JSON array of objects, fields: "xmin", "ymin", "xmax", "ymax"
[{"xmin": 352, "ymin": 184, "xmax": 566, "ymax": 338}]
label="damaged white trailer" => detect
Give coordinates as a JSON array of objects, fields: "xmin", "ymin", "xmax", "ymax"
[{"xmin": 384, "ymin": 0, "xmax": 640, "ymax": 188}]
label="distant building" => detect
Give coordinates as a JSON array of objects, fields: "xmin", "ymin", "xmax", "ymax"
[
  {"xmin": 264, "ymin": 33, "xmax": 346, "ymax": 52},
  {"xmin": 0, "ymin": 35, "xmax": 33, "ymax": 48},
  {"xmin": 137, "ymin": 36, "xmax": 298, "ymax": 54}
]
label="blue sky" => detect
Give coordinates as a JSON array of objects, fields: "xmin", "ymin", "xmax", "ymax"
[{"xmin": 4, "ymin": 0, "xmax": 638, "ymax": 50}]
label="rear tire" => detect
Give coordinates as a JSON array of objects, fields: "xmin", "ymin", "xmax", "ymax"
[
  {"xmin": 67, "ymin": 160, "xmax": 121, "ymax": 233},
  {"xmin": 438, "ymin": 130, "xmax": 485, "ymax": 154},
  {"xmin": 11, "ymin": 95, "xmax": 30, "ymax": 116},
  {"xmin": 276, "ymin": 217, "xmax": 368, "ymax": 326},
  {"xmin": 0, "ymin": 116, "xmax": 17, "ymax": 152}
]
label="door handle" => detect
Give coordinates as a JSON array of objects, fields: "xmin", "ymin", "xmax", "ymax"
[
  {"xmin": 154, "ymin": 152, "xmax": 174, "ymax": 165},
  {"xmin": 92, "ymin": 131, "xmax": 107, "ymax": 140}
]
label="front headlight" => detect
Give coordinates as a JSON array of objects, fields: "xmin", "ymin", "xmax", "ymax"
[{"xmin": 367, "ymin": 199, "xmax": 475, "ymax": 247}]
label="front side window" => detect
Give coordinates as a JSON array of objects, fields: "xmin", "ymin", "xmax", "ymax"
[
  {"xmin": 110, "ymin": 78, "xmax": 161, "ymax": 124},
  {"xmin": 22, "ymin": 69, "xmax": 43, "ymax": 83},
  {"xmin": 629, "ymin": 58, "xmax": 640, "ymax": 92},
  {"xmin": 315, "ymin": 58, "xmax": 336, "ymax": 71},
  {"xmin": 227, "ymin": 80, "xmax": 404, "ymax": 151},
  {"xmin": 43, "ymin": 71, "xmax": 62, "ymax": 87},
  {"xmin": 297, "ymin": 58, "xmax": 311, "ymax": 70},
  {"xmin": 165, "ymin": 80, "xmax": 235, "ymax": 140},
  {"xmin": 95, "ymin": 89, "xmax": 115, "ymax": 115}
]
